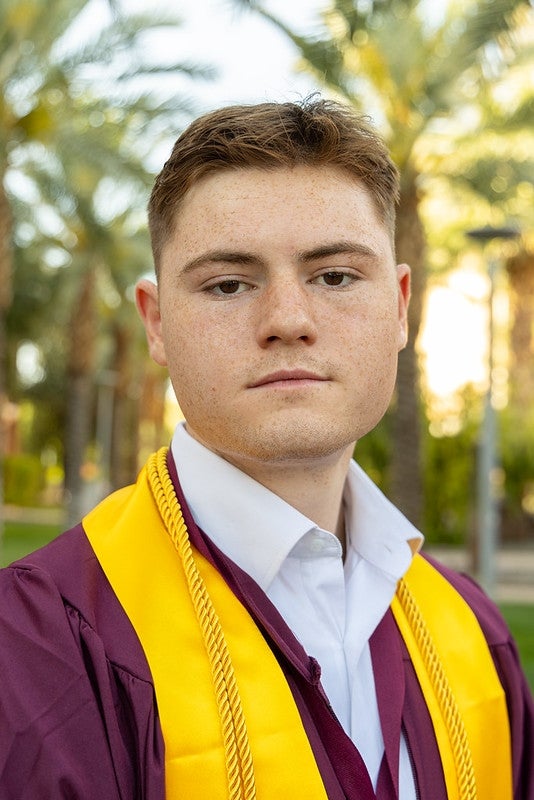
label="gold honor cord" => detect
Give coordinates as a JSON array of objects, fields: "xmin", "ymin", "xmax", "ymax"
[
  {"xmin": 395, "ymin": 578, "xmax": 477, "ymax": 800},
  {"xmin": 147, "ymin": 447, "xmax": 256, "ymax": 800}
]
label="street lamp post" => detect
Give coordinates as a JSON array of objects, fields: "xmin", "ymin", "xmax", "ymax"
[{"xmin": 466, "ymin": 225, "xmax": 520, "ymax": 597}]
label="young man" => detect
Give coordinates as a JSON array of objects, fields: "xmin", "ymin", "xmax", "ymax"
[{"xmin": 1, "ymin": 99, "xmax": 532, "ymax": 799}]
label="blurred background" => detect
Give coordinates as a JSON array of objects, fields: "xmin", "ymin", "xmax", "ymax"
[{"xmin": 0, "ymin": 0, "xmax": 533, "ymax": 680}]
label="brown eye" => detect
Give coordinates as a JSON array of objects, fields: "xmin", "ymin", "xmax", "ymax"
[
  {"xmin": 215, "ymin": 280, "xmax": 242, "ymax": 294},
  {"xmin": 208, "ymin": 278, "xmax": 252, "ymax": 297},
  {"xmin": 322, "ymin": 272, "xmax": 347, "ymax": 286},
  {"xmin": 220, "ymin": 280, "xmax": 239, "ymax": 293}
]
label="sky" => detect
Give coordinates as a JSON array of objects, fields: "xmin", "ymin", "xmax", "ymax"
[{"xmin": 124, "ymin": 0, "xmax": 323, "ymax": 110}]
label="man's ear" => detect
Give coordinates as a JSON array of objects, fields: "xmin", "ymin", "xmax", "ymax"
[
  {"xmin": 135, "ymin": 278, "xmax": 168, "ymax": 367},
  {"xmin": 396, "ymin": 263, "xmax": 411, "ymax": 351}
]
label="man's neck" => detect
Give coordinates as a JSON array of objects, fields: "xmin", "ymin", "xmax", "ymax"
[{"xmin": 216, "ymin": 447, "xmax": 354, "ymax": 549}]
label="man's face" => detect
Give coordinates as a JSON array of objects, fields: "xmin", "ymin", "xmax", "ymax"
[{"xmin": 137, "ymin": 165, "xmax": 410, "ymax": 474}]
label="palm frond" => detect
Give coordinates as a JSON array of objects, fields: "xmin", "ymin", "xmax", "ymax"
[
  {"xmin": 424, "ymin": 0, "xmax": 529, "ymax": 100},
  {"xmin": 478, "ymin": 92, "xmax": 534, "ymax": 132},
  {"xmin": 113, "ymin": 60, "xmax": 216, "ymax": 83}
]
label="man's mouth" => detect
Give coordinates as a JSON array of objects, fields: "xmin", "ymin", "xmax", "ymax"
[{"xmin": 249, "ymin": 370, "xmax": 328, "ymax": 388}]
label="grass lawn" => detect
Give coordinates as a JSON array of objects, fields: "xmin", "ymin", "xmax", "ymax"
[
  {"xmin": 500, "ymin": 604, "xmax": 534, "ymax": 693},
  {"xmin": 2, "ymin": 520, "xmax": 533, "ymax": 693},
  {"xmin": 2, "ymin": 520, "xmax": 62, "ymax": 567}
]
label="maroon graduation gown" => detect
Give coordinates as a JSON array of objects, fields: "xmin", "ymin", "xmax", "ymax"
[{"xmin": 1, "ymin": 454, "xmax": 533, "ymax": 799}]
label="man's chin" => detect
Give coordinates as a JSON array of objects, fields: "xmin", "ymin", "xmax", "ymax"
[{"xmin": 211, "ymin": 428, "xmax": 357, "ymax": 469}]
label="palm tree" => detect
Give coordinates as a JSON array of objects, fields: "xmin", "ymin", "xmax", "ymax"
[
  {"xmin": 1, "ymin": 0, "xmax": 213, "ymax": 531},
  {"xmin": 233, "ymin": 0, "xmax": 531, "ymax": 526}
]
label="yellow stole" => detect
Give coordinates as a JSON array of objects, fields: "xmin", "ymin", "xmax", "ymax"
[
  {"xmin": 392, "ymin": 556, "xmax": 512, "ymax": 800},
  {"xmin": 84, "ymin": 449, "xmax": 513, "ymax": 800}
]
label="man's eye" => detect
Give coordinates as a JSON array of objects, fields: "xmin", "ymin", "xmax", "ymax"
[
  {"xmin": 315, "ymin": 271, "xmax": 354, "ymax": 287},
  {"xmin": 210, "ymin": 280, "xmax": 248, "ymax": 296}
]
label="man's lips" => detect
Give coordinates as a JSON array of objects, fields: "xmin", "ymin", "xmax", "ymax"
[{"xmin": 249, "ymin": 370, "xmax": 328, "ymax": 388}]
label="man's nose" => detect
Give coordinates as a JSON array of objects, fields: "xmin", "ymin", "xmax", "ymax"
[{"xmin": 255, "ymin": 278, "xmax": 318, "ymax": 347}]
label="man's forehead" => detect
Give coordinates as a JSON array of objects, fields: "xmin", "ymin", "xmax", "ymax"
[
  {"xmin": 169, "ymin": 165, "xmax": 383, "ymax": 234},
  {"xmin": 158, "ymin": 164, "xmax": 395, "ymax": 271}
]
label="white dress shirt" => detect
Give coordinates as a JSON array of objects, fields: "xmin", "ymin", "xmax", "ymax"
[{"xmin": 171, "ymin": 423, "xmax": 423, "ymax": 797}]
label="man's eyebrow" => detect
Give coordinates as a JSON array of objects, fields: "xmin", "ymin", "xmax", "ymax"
[
  {"xmin": 178, "ymin": 242, "xmax": 379, "ymax": 275},
  {"xmin": 180, "ymin": 250, "xmax": 262, "ymax": 274},
  {"xmin": 297, "ymin": 241, "xmax": 380, "ymax": 262}
]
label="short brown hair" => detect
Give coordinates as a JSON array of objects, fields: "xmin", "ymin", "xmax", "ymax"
[{"xmin": 148, "ymin": 97, "xmax": 399, "ymax": 272}]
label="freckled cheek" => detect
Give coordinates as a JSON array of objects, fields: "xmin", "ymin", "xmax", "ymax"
[
  {"xmin": 163, "ymin": 331, "xmax": 234, "ymax": 407},
  {"xmin": 340, "ymin": 317, "xmax": 400, "ymax": 389},
  {"xmin": 170, "ymin": 341, "xmax": 218, "ymax": 384},
  {"xmin": 338, "ymin": 303, "xmax": 399, "ymax": 347}
]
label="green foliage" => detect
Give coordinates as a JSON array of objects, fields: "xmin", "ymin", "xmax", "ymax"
[
  {"xmin": 3, "ymin": 453, "xmax": 44, "ymax": 506},
  {"xmin": 423, "ymin": 425, "xmax": 477, "ymax": 545},
  {"xmin": 420, "ymin": 396, "xmax": 534, "ymax": 545},
  {"xmin": 500, "ymin": 406, "xmax": 534, "ymax": 539},
  {"xmin": 353, "ymin": 409, "xmax": 393, "ymax": 491},
  {"xmin": 356, "ymin": 387, "xmax": 534, "ymax": 547},
  {"xmin": 501, "ymin": 407, "xmax": 534, "ymax": 504}
]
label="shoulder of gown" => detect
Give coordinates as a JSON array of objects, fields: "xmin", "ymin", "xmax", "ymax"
[
  {"xmin": 0, "ymin": 525, "xmax": 165, "ymax": 800},
  {"xmin": 422, "ymin": 553, "xmax": 534, "ymax": 800}
]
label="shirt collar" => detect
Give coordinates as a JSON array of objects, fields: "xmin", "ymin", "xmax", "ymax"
[
  {"xmin": 171, "ymin": 423, "xmax": 314, "ymax": 590},
  {"xmin": 343, "ymin": 460, "xmax": 423, "ymax": 581},
  {"xmin": 171, "ymin": 423, "xmax": 423, "ymax": 591}
]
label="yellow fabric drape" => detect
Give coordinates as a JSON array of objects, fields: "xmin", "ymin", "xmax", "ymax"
[{"xmin": 85, "ymin": 450, "xmax": 513, "ymax": 800}]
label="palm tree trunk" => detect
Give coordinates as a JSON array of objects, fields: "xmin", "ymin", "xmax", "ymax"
[
  {"xmin": 138, "ymin": 363, "xmax": 169, "ymax": 457},
  {"xmin": 64, "ymin": 268, "xmax": 96, "ymax": 526},
  {"xmin": 391, "ymin": 172, "xmax": 426, "ymax": 527},
  {"xmin": 110, "ymin": 323, "xmax": 139, "ymax": 490},
  {"xmin": 506, "ymin": 251, "xmax": 534, "ymax": 408},
  {"xmin": 0, "ymin": 173, "xmax": 13, "ymax": 557}
]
